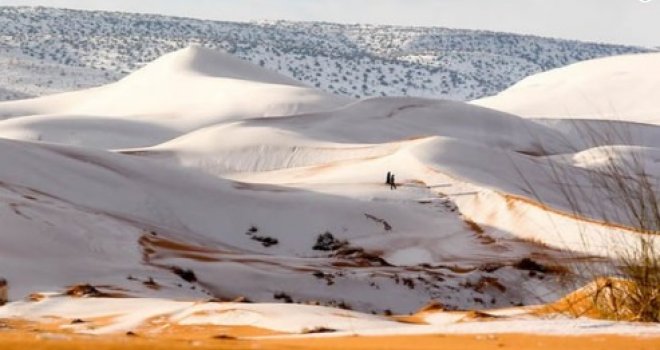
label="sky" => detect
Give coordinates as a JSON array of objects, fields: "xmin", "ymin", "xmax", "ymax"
[{"xmin": 0, "ymin": 0, "xmax": 659, "ymax": 47}]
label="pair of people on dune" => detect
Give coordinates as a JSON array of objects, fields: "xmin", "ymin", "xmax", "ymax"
[{"xmin": 386, "ymin": 171, "xmax": 397, "ymax": 190}]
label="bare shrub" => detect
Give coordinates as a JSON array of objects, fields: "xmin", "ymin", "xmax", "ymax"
[{"xmin": 519, "ymin": 121, "xmax": 659, "ymax": 322}]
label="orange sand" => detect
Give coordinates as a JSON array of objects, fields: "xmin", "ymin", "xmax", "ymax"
[
  {"xmin": 2, "ymin": 316, "xmax": 659, "ymax": 350},
  {"xmin": 0, "ymin": 330, "xmax": 658, "ymax": 350}
]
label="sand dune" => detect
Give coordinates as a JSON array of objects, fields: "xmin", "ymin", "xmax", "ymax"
[{"xmin": 0, "ymin": 47, "xmax": 658, "ymax": 342}]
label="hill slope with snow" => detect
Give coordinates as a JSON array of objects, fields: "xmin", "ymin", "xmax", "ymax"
[
  {"xmin": 474, "ymin": 53, "xmax": 660, "ymax": 125},
  {"xmin": 0, "ymin": 46, "xmax": 348, "ymax": 148},
  {"xmin": 0, "ymin": 6, "xmax": 654, "ymax": 102},
  {"xmin": 0, "ymin": 46, "xmax": 658, "ymax": 327}
]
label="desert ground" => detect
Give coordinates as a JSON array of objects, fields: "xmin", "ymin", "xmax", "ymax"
[{"xmin": 0, "ymin": 33, "xmax": 659, "ymax": 348}]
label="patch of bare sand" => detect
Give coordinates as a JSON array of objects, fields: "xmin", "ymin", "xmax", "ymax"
[
  {"xmin": 0, "ymin": 330, "xmax": 658, "ymax": 350},
  {"xmin": 534, "ymin": 277, "xmax": 654, "ymax": 321},
  {"xmin": 0, "ymin": 318, "xmax": 281, "ymax": 349},
  {"xmin": 2, "ymin": 311, "xmax": 659, "ymax": 350}
]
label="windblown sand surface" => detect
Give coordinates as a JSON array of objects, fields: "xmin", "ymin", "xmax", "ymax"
[{"xmin": 0, "ymin": 328, "xmax": 658, "ymax": 350}]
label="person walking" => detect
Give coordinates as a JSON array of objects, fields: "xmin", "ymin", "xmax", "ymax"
[
  {"xmin": 0, "ymin": 278, "xmax": 7, "ymax": 305},
  {"xmin": 390, "ymin": 174, "xmax": 397, "ymax": 190},
  {"xmin": 386, "ymin": 171, "xmax": 392, "ymax": 185}
]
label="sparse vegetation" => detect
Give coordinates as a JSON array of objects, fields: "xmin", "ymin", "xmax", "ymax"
[
  {"xmin": 0, "ymin": 7, "xmax": 650, "ymax": 102},
  {"xmin": 251, "ymin": 235, "xmax": 279, "ymax": 247},
  {"xmin": 273, "ymin": 292, "xmax": 293, "ymax": 303},
  {"xmin": 313, "ymin": 232, "xmax": 348, "ymax": 251},
  {"xmin": 364, "ymin": 213, "xmax": 392, "ymax": 231},
  {"xmin": 513, "ymin": 257, "xmax": 546, "ymax": 273},
  {"xmin": 301, "ymin": 327, "xmax": 336, "ymax": 334},
  {"xmin": 65, "ymin": 284, "xmax": 107, "ymax": 298},
  {"xmin": 245, "ymin": 226, "xmax": 279, "ymax": 247},
  {"xmin": 522, "ymin": 124, "xmax": 660, "ymax": 322},
  {"xmin": 143, "ymin": 277, "xmax": 160, "ymax": 290},
  {"xmin": 171, "ymin": 266, "xmax": 197, "ymax": 283}
]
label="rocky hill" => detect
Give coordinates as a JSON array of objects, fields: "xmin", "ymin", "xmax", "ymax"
[{"xmin": 0, "ymin": 6, "xmax": 653, "ymax": 101}]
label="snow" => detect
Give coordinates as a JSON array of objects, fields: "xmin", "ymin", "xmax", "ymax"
[
  {"xmin": 0, "ymin": 7, "xmax": 650, "ymax": 102},
  {"xmin": 0, "ymin": 46, "xmax": 348, "ymax": 148},
  {"xmin": 0, "ymin": 45, "xmax": 658, "ymax": 335},
  {"xmin": 473, "ymin": 53, "xmax": 660, "ymax": 125},
  {"xmin": 2, "ymin": 296, "xmax": 660, "ymax": 337}
]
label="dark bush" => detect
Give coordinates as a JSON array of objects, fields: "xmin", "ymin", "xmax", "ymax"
[{"xmin": 313, "ymin": 232, "xmax": 348, "ymax": 251}]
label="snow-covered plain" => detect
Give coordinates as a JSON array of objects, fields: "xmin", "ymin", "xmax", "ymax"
[{"xmin": 0, "ymin": 45, "xmax": 658, "ymax": 337}]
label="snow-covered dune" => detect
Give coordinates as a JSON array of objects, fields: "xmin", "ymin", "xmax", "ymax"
[
  {"xmin": 0, "ymin": 47, "xmax": 658, "ymax": 321},
  {"xmin": 128, "ymin": 96, "xmax": 571, "ymax": 176},
  {"xmin": 0, "ymin": 46, "xmax": 348, "ymax": 148},
  {"xmin": 473, "ymin": 53, "xmax": 660, "ymax": 125},
  {"xmin": 0, "ymin": 135, "xmax": 565, "ymax": 313}
]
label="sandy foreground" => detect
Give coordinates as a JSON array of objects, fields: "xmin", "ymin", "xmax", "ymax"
[
  {"xmin": 1, "ymin": 329, "xmax": 659, "ymax": 350},
  {"xmin": 2, "ymin": 303, "xmax": 660, "ymax": 350}
]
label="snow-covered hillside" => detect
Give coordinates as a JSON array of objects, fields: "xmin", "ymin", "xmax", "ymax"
[
  {"xmin": 474, "ymin": 53, "xmax": 660, "ymax": 125},
  {"xmin": 0, "ymin": 6, "xmax": 654, "ymax": 102},
  {"xmin": 0, "ymin": 47, "xmax": 347, "ymax": 148},
  {"xmin": 0, "ymin": 46, "xmax": 658, "ymax": 319}
]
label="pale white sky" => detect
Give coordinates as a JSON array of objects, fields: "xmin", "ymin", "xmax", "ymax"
[{"xmin": 1, "ymin": 0, "xmax": 659, "ymax": 47}]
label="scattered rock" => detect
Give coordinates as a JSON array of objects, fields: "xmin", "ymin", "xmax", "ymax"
[
  {"xmin": 418, "ymin": 301, "xmax": 445, "ymax": 313},
  {"xmin": 364, "ymin": 213, "xmax": 393, "ymax": 231},
  {"xmin": 171, "ymin": 266, "xmax": 198, "ymax": 283},
  {"xmin": 274, "ymin": 292, "xmax": 293, "ymax": 303},
  {"xmin": 213, "ymin": 334, "xmax": 237, "ymax": 340},
  {"xmin": 245, "ymin": 226, "xmax": 278, "ymax": 247},
  {"xmin": 230, "ymin": 296, "xmax": 252, "ymax": 303},
  {"xmin": 333, "ymin": 246, "xmax": 392, "ymax": 267},
  {"xmin": 143, "ymin": 277, "xmax": 160, "ymax": 290},
  {"xmin": 311, "ymin": 271, "xmax": 336, "ymax": 285},
  {"xmin": 27, "ymin": 293, "xmax": 46, "ymax": 302},
  {"xmin": 478, "ymin": 263, "xmax": 504, "ymax": 273},
  {"xmin": 313, "ymin": 232, "xmax": 348, "ymax": 251},
  {"xmin": 401, "ymin": 277, "xmax": 415, "ymax": 289},
  {"xmin": 474, "ymin": 277, "xmax": 507, "ymax": 293},
  {"xmin": 251, "ymin": 235, "xmax": 279, "ymax": 247},
  {"xmin": 336, "ymin": 301, "xmax": 352, "ymax": 310},
  {"xmin": 66, "ymin": 284, "xmax": 107, "ymax": 298},
  {"xmin": 513, "ymin": 257, "xmax": 546, "ymax": 273},
  {"xmin": 301, "ymin": 327, "xmax": 337, "ymax": 334}
]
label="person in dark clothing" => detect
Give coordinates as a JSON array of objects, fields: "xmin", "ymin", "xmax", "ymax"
[
  {"xmin": 0, "ymin": 278, "xmax": 7, "ymax": 305},
  {"xmin": 386, "ymin": 171, "xmax": 392, "ymax": 185},
  {"xmin": 390, "ymin": 174, "xmax": 397, "ymax": 190}
]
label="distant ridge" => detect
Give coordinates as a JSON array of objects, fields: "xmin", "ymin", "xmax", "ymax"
[{"xmin": 0, "ymin": 6, "xmax": 653, "ymax": 101}]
